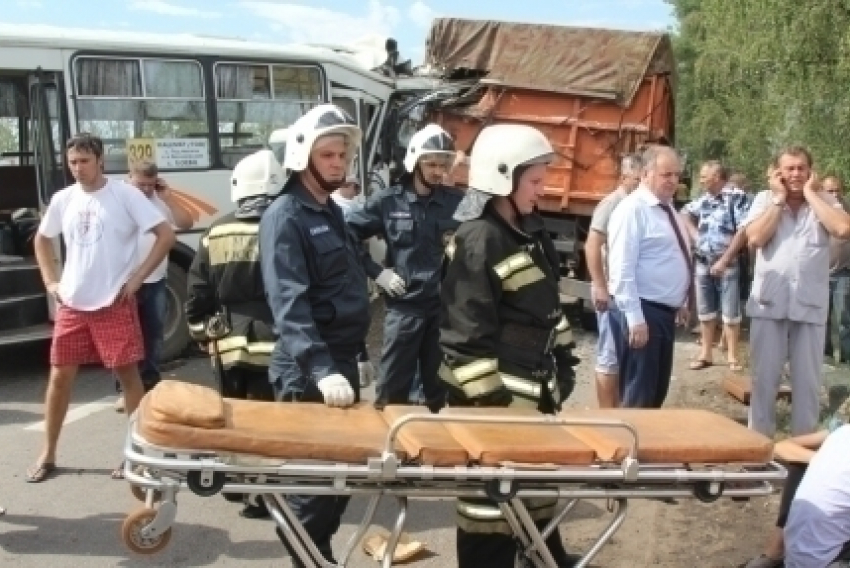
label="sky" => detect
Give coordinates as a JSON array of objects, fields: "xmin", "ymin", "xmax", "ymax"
[{"xmin": 3, "ymin": 0, "xmax": 675, "ymax": 65}]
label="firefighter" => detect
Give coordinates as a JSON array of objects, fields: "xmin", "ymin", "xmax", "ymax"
[
  {"xmin": 347, "ymin": 124, "xmax": 463, "ymax": 411},
  {"xmin": 439, "ymin": 124, "xmax": 581, "ymax": 568},
  {"xmin": 184, "ymin": 148, "xmax": 280, "ymax": 519},
  {"xmin": 258, "ymin": 104, "xmax": 370, "ymax": 566}
]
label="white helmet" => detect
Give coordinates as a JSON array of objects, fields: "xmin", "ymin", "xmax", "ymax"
[
  {"xmin": 403, "ymin": 124, "xmax": 455, "ymax": 173},
  {"xmin": 268, "ymin": 127, "xmax": 288, "ymax": 165},
  {"xmin": 230, "ymin": 149, "xmax": 285, "ymax": 203},
  {"xmin": 468, "ymin": 125, "xmax": 555, "ymax": 196},
  {"xmin": 284, "ymin": 104, "xmax": 362, "ymax": 173}
]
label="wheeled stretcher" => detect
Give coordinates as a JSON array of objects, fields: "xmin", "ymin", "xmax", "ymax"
[{"xmin": 122, "ymin": 381, "xmax": 786, "ymax": 567}]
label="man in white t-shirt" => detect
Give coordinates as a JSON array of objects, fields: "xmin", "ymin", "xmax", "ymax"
[
  {"xmin": 29, "ymin": 133, "xmax": 175, "ymax": 483},
  {"xmin": 113, "ymin": 161, "xmax": 193, "ymax": 409}
]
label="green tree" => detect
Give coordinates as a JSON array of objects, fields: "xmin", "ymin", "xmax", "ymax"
[{"xmin": 666, "ymin": 0, "xmax": 850, "ymax": 186}]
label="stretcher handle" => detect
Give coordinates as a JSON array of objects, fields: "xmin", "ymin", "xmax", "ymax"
[{"xmin": 382, "ymin": 414, "xmax": 641, "ymax": 463}]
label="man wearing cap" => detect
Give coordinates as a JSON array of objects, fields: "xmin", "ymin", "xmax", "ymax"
[
  {"xmin": 186, "ymin": 149, "xmax": 280, "ymax": 519},
  {"xmin": 346, "ymin": 123, "xmax": 464, "ymax": 412},
  {"xmin": 259, "ymin": 104, "xmax": 370, "ymax": 566}
]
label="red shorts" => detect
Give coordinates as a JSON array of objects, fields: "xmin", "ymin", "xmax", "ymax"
[{"xmin": 50, "ymin": 297, "xmax": 144, "ymax": 369}]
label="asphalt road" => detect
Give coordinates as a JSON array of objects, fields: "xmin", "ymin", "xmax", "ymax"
[{"xmin": 0, "ymin": 341, "xmax": 462, "ymax": 568}]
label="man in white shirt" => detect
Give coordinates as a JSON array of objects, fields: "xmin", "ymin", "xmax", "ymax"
[
  {"xmin": 29, "ymin": 133, "xmax": 175, "ymax": 482},
  {"xmin": 606, "ymin": 145, "xmax": 692, "ymax": 408},
  {"xmin": 113, "ymin": 161, "xmax": 193, "ymax": 410}
]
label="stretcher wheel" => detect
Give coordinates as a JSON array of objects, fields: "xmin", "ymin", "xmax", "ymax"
[
  {"xmin": 693, "ymin": 481, "xmax": 724, "ymax": 503},
  {"xmin": 130, "ymin": 466, "xmax": 162, "ymax": 502},
  {"xmin": 121, "ymin": 507, "xmax": 172, "ymax": 554},
  {"xmin": 186, "ymin": 470, "xmax": 225, "ymax": 497},
  {"xmin": 485, "ymin": 479, "xmax": 519, "ymax": 503},
  {"xmin": 131, "ymin": 485, "xmax": 163, "ymax": 503}
]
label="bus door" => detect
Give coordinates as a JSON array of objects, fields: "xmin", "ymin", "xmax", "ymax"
[
  {"xmin": 28, "ymin": 69, "xmax": 69, "ymax": 206},
  {"xmin": 28, "ymin": 69, "xmax": 70, "ymax": 319}
]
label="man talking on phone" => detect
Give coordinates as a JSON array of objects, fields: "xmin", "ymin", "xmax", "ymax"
[
  {"xmin": 115, "ymin": 161, "xmax": 194, "ymax": 411},
  {"xmin": 743, "ymin": 147, "xmax": 850, "ymax": 438}
]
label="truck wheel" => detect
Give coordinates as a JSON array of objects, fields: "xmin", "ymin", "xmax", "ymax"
[{"xmin": 161, "ymin": 262, "xmax": 191, "ymax": 362}]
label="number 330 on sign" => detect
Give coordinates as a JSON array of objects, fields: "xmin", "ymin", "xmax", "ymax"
[{"xmin": 126, "ymin": 138, "xmax": 155, "ymax": 166}]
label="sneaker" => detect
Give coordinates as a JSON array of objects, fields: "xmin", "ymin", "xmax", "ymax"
[
  {"xmin": 114, "ymin": 396, "xmax": 125, "ymax": 413},
  {"xmin": 742, "ymin": 554, "xmax": 783, "ymax": 568}
]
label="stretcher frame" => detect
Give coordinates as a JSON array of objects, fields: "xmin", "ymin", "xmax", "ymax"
[{"xmin": 122, "ymin": 411, "xmax": 786, "ymax": 568}]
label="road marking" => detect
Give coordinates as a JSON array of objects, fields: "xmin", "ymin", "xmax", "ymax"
[{"xmin": 23, "ymin": 396, "xmax": 115, "ymax": 431}]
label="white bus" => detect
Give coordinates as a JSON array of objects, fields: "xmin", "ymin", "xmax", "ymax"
[{"xmin": 0, "ymin": 26, "xmax": 413, "ymax": 358}]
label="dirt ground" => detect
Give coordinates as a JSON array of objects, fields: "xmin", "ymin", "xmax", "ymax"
[{"xmin": 365, "ymin": 299, "xmax": 778, "ymax": 568}]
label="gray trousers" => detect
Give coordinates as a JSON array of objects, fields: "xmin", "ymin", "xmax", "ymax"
[{"xmin": 749, "ymin": 317, "xmax": 825, "ymax": 437}]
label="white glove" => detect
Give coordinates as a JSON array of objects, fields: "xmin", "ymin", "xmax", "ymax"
[
  {"xmin": 375, "ymin": 269, "xmax": 406, "ymax": 297},
  {"xmin": 358, "ymin": 361, "xmax": 375, "ymax": 388},
  {"xmin": 317, "ymin": 373, "xmax": 355, "ymax": 408}
]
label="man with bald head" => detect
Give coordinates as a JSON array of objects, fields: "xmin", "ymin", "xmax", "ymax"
[{"xmin": 607, "ymin": 146, "xmax": 692, "ymax": 408}]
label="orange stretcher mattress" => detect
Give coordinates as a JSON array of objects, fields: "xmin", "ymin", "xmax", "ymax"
[
  {"xmin": 138, "ymin": 381, "xmax": 393, "ymax": 463},
  {"xmin": 442, "ymin": 407, "xmax": 596, "ymax": 466},
  {"xmin": 138, "ymin": 381, "xmax": 775, "ymax": 467},
  {"xmin": 381, "ymin": 406, "xmax": 469, "ymax": 466},
  {"xmin": 561, "ymin": 408, "xmax": 774, "ymax": 464}
]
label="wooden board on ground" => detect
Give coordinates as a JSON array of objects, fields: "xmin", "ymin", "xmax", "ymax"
[{"xmin": 723, "ymin": 374, "xmax": 792, "ymax": 405}]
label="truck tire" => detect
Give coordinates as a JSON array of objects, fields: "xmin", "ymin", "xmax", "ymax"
[{"xmin": 161, "ymin": 261, "xmax": 191, "ymax": 362}]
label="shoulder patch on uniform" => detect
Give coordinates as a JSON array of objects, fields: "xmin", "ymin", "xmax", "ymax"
[
  {"xmin": 309, "ymin": 225, "xmax": 330, "ymax": 236},
  {"xmin": 389, "ymin": 211, "xmax": 412, "ymax": 219}
]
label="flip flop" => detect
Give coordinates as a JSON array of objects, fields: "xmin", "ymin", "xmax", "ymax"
[
  {"xmin": 111, "ymin": 460, "xmax": 126, "ymax": 480},
  {"xmin": 25, "ymin": 462, "xmax": 56, "ymax": 483},
  {"xmin": 688, "ymin": 359, "xmax": 713, "ymax": 370},
  {"xmin": 728, "ymin": 362, "xmax": 744, "ymax": 372}
]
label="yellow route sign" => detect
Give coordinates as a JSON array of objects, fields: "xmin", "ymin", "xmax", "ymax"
[{"xmin": 126, "ymin": 138, "xmax": 155, "ymax": 168}]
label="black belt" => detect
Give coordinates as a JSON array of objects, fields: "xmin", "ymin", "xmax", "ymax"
[{"xmin": 640, "ymin": 298, "xmax": 677, "ymax": 315}]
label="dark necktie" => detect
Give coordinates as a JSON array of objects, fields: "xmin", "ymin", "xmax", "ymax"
[{"xmin": 660, "ymin": 203, "xmax": 693, "ymax": 307}]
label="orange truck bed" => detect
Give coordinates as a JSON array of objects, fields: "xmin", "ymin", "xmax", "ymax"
[{"xmin": 423, "ymin": 18, "xmax": 677, "ymax": 218}]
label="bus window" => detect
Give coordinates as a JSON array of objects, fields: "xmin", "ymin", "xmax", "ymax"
[
  {"xmin": 0, "ymin": 80, "xmax": 28, "ymax": 166},
  {"xmin": 73, "ymin": 57, "xmax": 209, "ymax": 172},
  {"xmin": 215, "ymin": 63, "xmax": 322, "ymax": 168}
]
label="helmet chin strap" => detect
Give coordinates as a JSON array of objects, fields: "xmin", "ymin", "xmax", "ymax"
[
  {"xmin": 415, "ymin": 163, "xmax": 438, "ymax": 192},
  {"xmin": 308, "ymin": 161, "xmax": 344, "ymax": 193},
  {"xmin": 508, "ymin": 194, "xmax": 524, "ymax": 220}
]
